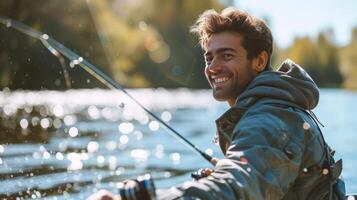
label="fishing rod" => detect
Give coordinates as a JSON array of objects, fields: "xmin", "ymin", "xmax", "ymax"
[{"xmin": 0, "ymin": 16, "xmax": 216, "ymax": 166}]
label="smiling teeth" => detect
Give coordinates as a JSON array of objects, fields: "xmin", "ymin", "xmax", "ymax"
[{"xmin": 214, "ymin": 77, "xmax": 229, "ymax": 83}]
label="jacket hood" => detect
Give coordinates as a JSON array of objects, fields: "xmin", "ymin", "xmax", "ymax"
[{"xmin": 237, "ymin": 59, "xmax": 319, "ymax": 110}]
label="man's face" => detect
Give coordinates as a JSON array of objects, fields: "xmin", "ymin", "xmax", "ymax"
[{"xmin": 204, "ymin": 32, "xmax": 256, "ymax": 106}]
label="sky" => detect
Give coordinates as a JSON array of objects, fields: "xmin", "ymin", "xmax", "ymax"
[{"xmin": 233, "ymin": 0, "xmax": 357, "ymax": 48}]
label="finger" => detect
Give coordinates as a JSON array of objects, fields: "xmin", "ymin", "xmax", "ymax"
[
  {"xmin": 202, "ymin": 168, "xmax": 213, "ymax": 176},
  {"xmin": 86, "ymin": 190, "xmax": 117, "ymax": 200},
  {"xmin": 210, "ymin": 157, "xmax": 219, "ymax": 165}
]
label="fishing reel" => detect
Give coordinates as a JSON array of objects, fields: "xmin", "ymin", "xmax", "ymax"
[{"xmin": 118, "ymin": 174, "xmax": 156, "ymax": 200}]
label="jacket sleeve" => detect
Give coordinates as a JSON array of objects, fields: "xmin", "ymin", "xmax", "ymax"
[{"xmin": 157, "ymin": 109, "xmax": 306, "ymax": 200}]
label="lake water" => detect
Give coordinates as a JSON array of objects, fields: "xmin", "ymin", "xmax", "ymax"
[{"xmin": 0, "ymin": 88, "xmax": 356, "ymax": 199}]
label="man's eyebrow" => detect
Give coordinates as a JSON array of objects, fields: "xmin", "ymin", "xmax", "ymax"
[{"xmin": 205, "ymin": 48, "xmax": 236, "ymax": 56}]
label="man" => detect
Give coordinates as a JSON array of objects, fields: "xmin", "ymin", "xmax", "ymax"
[{"xmin": 88, "ymin": 7, "xmax": 344, "ymax": 200}]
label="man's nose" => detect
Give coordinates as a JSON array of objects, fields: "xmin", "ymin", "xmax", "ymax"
[{"xmin": 207, "ymin": 58, "xmax": 221, "ymax": 73}]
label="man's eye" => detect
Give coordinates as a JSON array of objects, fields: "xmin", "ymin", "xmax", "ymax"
[{"xmin": 223, "ymin": 54, "xmax": 233, "ymax": 60}]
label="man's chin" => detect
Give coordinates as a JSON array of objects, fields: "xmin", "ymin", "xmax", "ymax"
[{"xmin": 212, "ymin": 91, "xmax": 228, "ymax": 101}]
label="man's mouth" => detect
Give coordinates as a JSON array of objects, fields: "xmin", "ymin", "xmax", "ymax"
[{"xmin": 212, "ymin": 77, "xmax": 230, "ymax": 86}]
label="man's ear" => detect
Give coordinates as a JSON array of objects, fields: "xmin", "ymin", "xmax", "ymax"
[{"xmin": 253, "ymin": 51, "xmax": 268, "ymax": 73}]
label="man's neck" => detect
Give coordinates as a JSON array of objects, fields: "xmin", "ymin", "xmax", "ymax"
[{"xmin": 228, "ymin": 99, "xmax": 236, "ymax": 107}]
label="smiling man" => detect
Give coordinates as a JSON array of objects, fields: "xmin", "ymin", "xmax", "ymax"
[{"xmin": 88, "ymin": 8, "xmax": 345, "ymax": 200}]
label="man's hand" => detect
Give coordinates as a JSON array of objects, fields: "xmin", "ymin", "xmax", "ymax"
[
  {"xmin": 86, "ymin": 189, "xmax": 120, "ymax": 200},
  {"xmin": 87, "ymin": 174, "xmax": 155, "ymax": 200},
  {"xmin": 191, "ymin": 167, "xmax": 214, "ymax": 180}
]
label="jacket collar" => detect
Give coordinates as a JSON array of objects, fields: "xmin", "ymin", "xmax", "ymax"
[{"xmin": 215, "ymin": 105, "xmax": 247, "ymax": 154}]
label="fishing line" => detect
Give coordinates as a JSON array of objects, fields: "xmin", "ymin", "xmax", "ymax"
[{"xmin": 0, "ymin": 16, "xmax": 215, "ymax": 165}]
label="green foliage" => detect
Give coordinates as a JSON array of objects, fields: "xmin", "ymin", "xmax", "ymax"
[
  {"xmin": 0, "ymin": 0, "xmax": 356, "ymax": 89},
  {"xmin": 339, "ymin": 27, "xmax": 357, "ymax": 90},
  {"xmin": 274, "ymin": 31, "xmax": 343, "ymax": 88}
]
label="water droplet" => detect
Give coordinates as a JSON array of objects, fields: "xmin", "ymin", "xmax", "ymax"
[
  {"xmin": 78, "ymin": 57, "xmax": 83, "ymax": 62},
  {"xmin": 303, "ymin": 122, "xmax": 310, "ymax": 130},
  {"xmin": 69, "ymin": 127, "xmax": 79, "ymax": 137},
  {"xmin": 246, "ymin": 167, "xmax": 252, "ymax": 172},
  {"xmin": 118, "ymin": 122, "xmax": 134, "ymax": 134},
  {"xmin": 205, "ymin": 148, "xmax": 213, "ymax": 156},
  {"xmin": 149, "ymin": 120, "xmax": 160, "ymax": 131},
  {"xmin": 42, "ymin": 34, "xmax": 49, "ymax": 40},
  {"xmin": 161, "ymin": 111, "xmax": 172, "ymax": 122}
]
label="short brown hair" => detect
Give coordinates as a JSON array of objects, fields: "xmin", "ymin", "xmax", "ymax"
[{"xmin": 191, "ymin": 7, "xmax": 273, "ymax": 68}]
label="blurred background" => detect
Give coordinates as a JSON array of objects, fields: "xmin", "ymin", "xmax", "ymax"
[{"xmin": 0, "ymin": 0, "xmax": 356, "ymax": 199}]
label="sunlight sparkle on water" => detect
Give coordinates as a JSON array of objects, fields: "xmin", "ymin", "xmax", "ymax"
[
  {"xmin": 69, "ymin": 127, "xmax": 79, "ymax": 137},
  {"xmin": 118, "ymin": 122, "xmax": 134, "ymax": 134},
  {"xmin": 55, "ymin": 152, "xmax": 64, "ymax": 160},
  {"xmin": 109, "ymin": 156, "xmax": 117, "ymax": 170},
  {"xmin": 0, "ymin": 145, "xmax": 4, "ymax": 153},
  {"xmin": 97, "ymin": 156, "xmax": 105, "ymax": 168},
  {"xmin": 155, "ymin": 144, "xmax": 164, "ymax": 158},
  {"xmin": 135, "ymin": 114, "xmax": 149, "ymax": 124},
  {"xmin": 131, "ymin": 149, "xmax": 149, "ymax": 161},
  {"xmin": 67, "ymin": 152, "xmax": 83, "ymax": 171},
  {"xmin": 119, "ymin": 135, "xmax": 129, "ymax": 144},
  {"xmin": 53, "ymin": 118, "xmax": 62, "ymax": 129},
  {"xmin": 170, "ymin": 152, "xmax": 181, "ymax": 164},
  {"xmin": 43, "ymin": 151, "xmax": 51, "ymax": 159},
  {"xmin": 134, "ymin": 131, "xmax": 143, "ymax": 140},
  {"xmin": 87, "ymin": 141, "xmax": 99, "ymax": 153},
  {"xmin": 63, "ymin": 115, "xmax": 77, "ymax": 126},
  {"xmin": 149, "ymin": 120, "xmax": 160, "ymax": 131},
  {"xmin": 40, "ymin": 118, "xmax": 51, "ymax": 129},
  {"xmin": 88, "ymin": 105, "xmax": 100, "ymax": 120},
  {"xmin": 31, "ymin": 117, "xmax": 40, "ymax": 126},
  {"xmin": 161, "ymin": 111, "xmax": 172, "ymax": 122},
  {"xmin": 20, "ymin": 119, "xmax": 29, "ymax": 129},
  {"xmin": 53, "ymin": 105, "xmax": 64, "ymax": 117},
  {"xmin": 80, "ymin": 152, "xmax": 89, "ymax": 160},
  {"xmin": 105, "ymin": 141, "xmax": 117, "ymax": 151}
]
